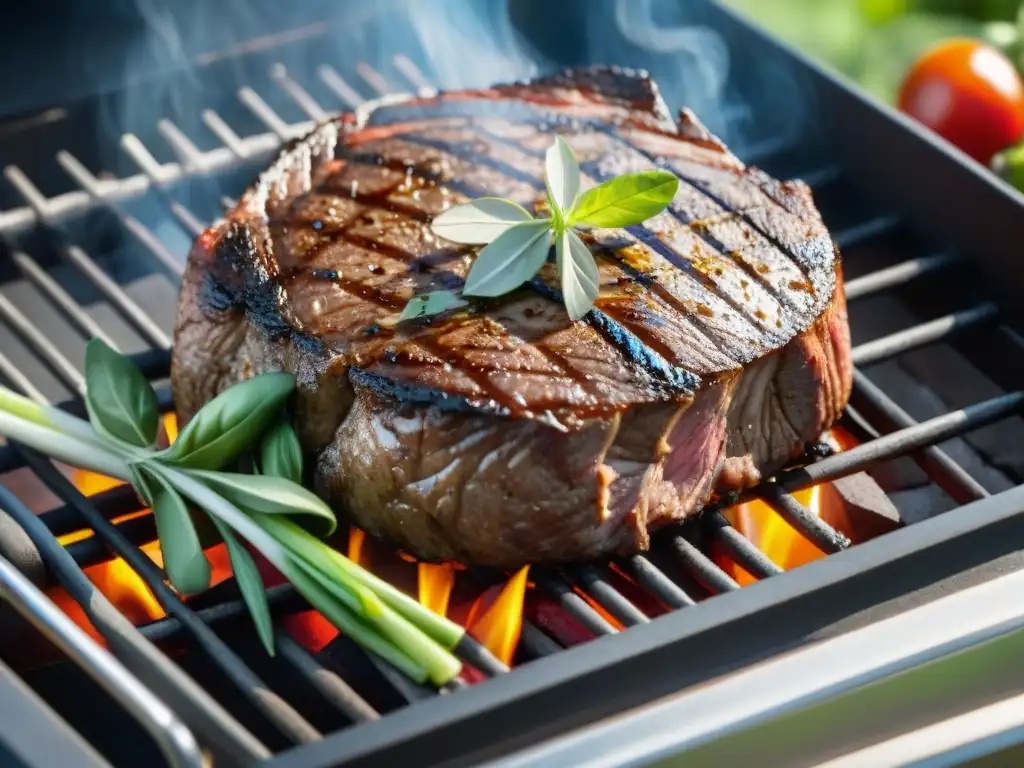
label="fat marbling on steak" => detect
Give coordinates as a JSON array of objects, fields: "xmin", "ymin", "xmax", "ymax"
[{"xmin": 172, "ymin": 67, "xmax": 852, "ymax": 568}]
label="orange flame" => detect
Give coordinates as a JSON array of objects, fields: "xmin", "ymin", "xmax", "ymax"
[
  {"xmin": 49, "ymin": 413, "xmax": 239, "ymax": 640},
  {"xmin": 724, "ymin": 485, "xmax": 824, "ymax": 586},
  {"xmin": 347, "ymin": 527, "xmax": 366, "ymax": 566},
  {"xmin": 466, "ymin": 566, "xmax": 529, "ymax": 666},
  {"xmin": 417, "ymin": 562, "xmax": 455, "ymax": 617},
  {"xmin": 722, "ymin": 429, "xmax": 857, "ymax": 585}
]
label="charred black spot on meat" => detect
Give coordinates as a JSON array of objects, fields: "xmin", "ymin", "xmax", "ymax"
[
  {"xmin": 349, "ymin": 367, "xmax": 512, "ymax": 417},
  {"xmin": 204, "ymin": 222, "xmax": 323, "ymax": 352}
]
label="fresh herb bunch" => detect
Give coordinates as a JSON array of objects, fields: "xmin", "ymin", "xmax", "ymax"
[
  {"xmin": 400, "ymin": 136, "xmax": 679, "ymax": 322},
  {"xmin": 0, "ymin": 339, "xmax": 464, "ymax": 686}
]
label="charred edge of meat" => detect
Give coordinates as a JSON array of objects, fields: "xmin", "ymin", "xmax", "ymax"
[
  {"xmin": 349, "ymin": 366, "xmax": 513, "ymax": 418},
  {"xmin": 514, "ymin": 64, "xmax": 674, "ymax": 121},
  {"xmin": 202, "ymin": 222, "xmax": 324, "ymax": 354},
  {"xmin": 526, "ymin": 278, "xmax": 700, "ymax": 395}
]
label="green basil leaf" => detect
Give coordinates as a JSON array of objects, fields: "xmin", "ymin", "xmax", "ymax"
[
  {"xmin": 84, "ymin": 338, "xmax": 159, "ymax": 448},
  {"xmin": 557, "ymin": 229, "xmax": 601, "ymax": 321},
  {"xmin": 161, "ymin": 372, "xmax": 294, "ymax": 470},
  {"xmin": 260, "ymin": 421, "xmax": 303, "ymax": 484},
  {"xmin": 187, "ymin": 470, "xmax": 337, "ymax": 537},
  {"xmin": 142, "ymin": 466, "xmax": 211, "ymax": 596},
  {"xmin": 569, "ymin": 170, "xmax": 679, "ymax": 229},
  {"xmin": 208, "ymin": 515, "xmax": 274, "ymax": 656},
  {"xmin": 430, "ymin": 197, "xmax": 533, "ymax": 244},
  {"xmin": 398, "ymin": 290, "xmax": 467, "ymax": 323},
  {"xmin": 545, "ymin": 136, "xmax": 580, "ymax": 216},
  {"xmin": 462, "ymin": 221, "xmax": 553, "ymax": 298}
]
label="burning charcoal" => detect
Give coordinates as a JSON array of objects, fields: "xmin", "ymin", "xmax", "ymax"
[{"xmin": 820, "ymin": 473, "xmax": 903, "ymax": 541}]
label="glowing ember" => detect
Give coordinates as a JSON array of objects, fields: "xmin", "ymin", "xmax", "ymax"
[
  {"xmin": 347, "ymin": 526, "xmax": 366, "ymax": 566},
  {"xmin": 721, "ymin": 429, "xmax": 856, "ymax": 585},
  {"xmin": 49, "ymin": 413, "xmax": 235, "ymax": 641},
  {"xmin": 724, "ymin": 485, "xmax": 824, "ymax": 586},
  {"xmin": 417, "ymin": 562, "xmax": 455, "ymax": 617},
  {"xmin": 466, "ymin": 566, "xmax": 529, "ymax": 666}
]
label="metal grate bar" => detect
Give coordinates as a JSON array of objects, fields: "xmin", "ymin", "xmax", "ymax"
[
  {"xmin": 844, "ymin": 252, "xmax": 960, "ymax": 300},
  {"xmin": 157, "ymin": 120, "xmax": 206, "ymax": 170},
  {"xmin": 851, "ymin": 303, "xmax": 999, "ymax": 367},
  {"xmin": 0, "ymin": 552, "xmax": 205, "ymax": 768},
  {"xmin": 620, "ymin": 556, "xmax": 697, "ymax": 608},
  {"xmin": 566, "ymin": 566, "xmax": 649, "ymax": 627},
  {"xmin": 712, "ymin": 515, "xmax": 786, "ymax": 578},
  {"xmin": 318, "ymin": 65, "xmax": 366, "ymax": 108},
  {"xmin": 272, "ymin": 64, "xmax": 330, "ymax": 121},
  {"xmin": 534, "ymin": 570, "xmax": 617, "ymax": 635},
  {"xmin": 9, "ymin": 162, "xmax": 181, "ymax": 282},
  {"xmin": 0, "ymin": 347, "xmax": 46, "ymax": 403},
  {"xmin": 65, "ymin": 516, "xmax": 156, "ymax": 568},
  {"xmin": 0, "ymin": 483, "xmax": 269, "ymax": 763},
  {"xmin": 454, "ymin": 635, "xmax": 509, "ymax": 677},
  {"xmin": 356, "ymin": 63, "xmax": 392, "ymax": 96},
  {"xmin": 14, "ymin": 446, "xmax": 324, "ymax": 745},
  {"xmin": 44, "ymin": 485, "xmax": 142, "ymax": 535},
  {"xmin": 202, "ymin": 109, "xmax": 249, "ymax": 158},
  {"xmin": 518, "ymin": 621, "xmax": 563, "ymax": 657},
  {"xmin": 0, "ymin": 292, "xmax": 85, "ymax": 393},
  {"xmin": 850, "ymin": 369, "xmax": 989, "ymax": 504},
  {"xmin": 11, "ymin": 158, "xmax": 174, "ymax": 348},
  {"xmin": 393, "ymin": 54, "xmax": 437, "ymax": 96},
  {"xmin": 704, "ymin": 511, "xmax": 785, "ymax": 578},
  {"xmin": 832, "ymin": 214, "xmax": 901, "ymax": 251},
  {"xmin": 759, "ymin": 483, "xmax": 850, "ymax": 553},
  {"xmin": 776, "ymin": 391, "xmax": 1024, "ymax": 493},
  {"xmin": 669, "ymin": 534, "xmax": 740, "ymax": 593},
  {"xmin": 275, "ymin": 631, "xmax": 380, "ymax": 724},
  {"xmin": 239, "ymin": 87, "xmax": 294, "ymax": 140},
  {"xmin": 8, "ymin": 248, "xmax": 115, "ymax": 347},
  {"xmin": 801, "ymin": 164, "xmax": 842, "ymax": 189}
]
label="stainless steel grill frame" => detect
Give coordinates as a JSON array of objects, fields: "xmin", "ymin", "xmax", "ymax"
[{"xmin": 0, "ymin": 1, "xmax": 1022, "ymax": 766}]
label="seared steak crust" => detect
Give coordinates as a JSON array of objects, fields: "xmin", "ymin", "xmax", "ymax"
[{"xmin": 172, "ymin": 67, "xmax": 852, "ymax": 567}]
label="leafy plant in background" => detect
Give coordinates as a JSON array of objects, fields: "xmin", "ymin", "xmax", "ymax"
[
  {"xmin": 400, "ymin": 136, "xmax": 678, "ymax": 322},
  {"xmin": 0, "ymin": 339, "xmax": 464, "ymax": 686}
]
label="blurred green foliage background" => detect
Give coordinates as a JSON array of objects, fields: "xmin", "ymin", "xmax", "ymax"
[{"xmin": 723, "ymin": 0, "xmax": 1022, "ymax": 102}]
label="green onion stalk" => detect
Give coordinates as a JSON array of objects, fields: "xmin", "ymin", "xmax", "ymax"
[{"xmin": 0, "ymin": 384, "xmax": 464, "ymax": 686}]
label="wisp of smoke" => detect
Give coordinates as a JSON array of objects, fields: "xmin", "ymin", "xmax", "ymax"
[{"xmin": 96, "ymin": 0, "xmax": 808, "ymax": 180}]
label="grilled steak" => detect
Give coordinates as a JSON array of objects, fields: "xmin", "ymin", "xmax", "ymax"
[{"xmin": 172, "ymin": 67, "xmax": 852, "ymax": 567}]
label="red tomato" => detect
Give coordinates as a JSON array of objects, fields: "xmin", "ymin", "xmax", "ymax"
[{"xmin": 898, "ymin": 39, "xmax": 1024, "ymax": 165}]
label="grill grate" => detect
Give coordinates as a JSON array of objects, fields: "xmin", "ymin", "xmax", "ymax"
[{"xmin": 0, "ymin": 29, "xmax": 1022, "ymax": 768}]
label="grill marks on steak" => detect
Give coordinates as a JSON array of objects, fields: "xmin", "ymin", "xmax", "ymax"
[{"xmin": 172, "ymin": 67, "xmax": 852, "ymax": 566}]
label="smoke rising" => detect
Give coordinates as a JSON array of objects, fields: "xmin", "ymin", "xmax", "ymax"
[{"xmin": 70, "ymin": 0, "xmax": 812, "ymax": 176}]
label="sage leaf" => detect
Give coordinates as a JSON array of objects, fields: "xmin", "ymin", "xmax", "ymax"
[
  {"xmin": 397, "ymin": 290, "xmax": 467, "ymax": 323},
  {"xmin": 545, "ymin": 136, "xmax": 580, "ymax": 216},
  {"xmin": 569, "ymin": 170, "xmax": 679, "ymax": 229},
  {"xmin": 144, "ymin": 466, "xmax": 212, "ymax": 596},
  {"xmin": 462, "ymin": 220, "xmax": 553, "ymax": 298},
  {"xmin": 430, "ymin": 197, "xmax": 533, "ymax": 244},
  {"xmin": 260, "ymin": 420, "xmax": 303, "ymax": 484},
  {"xmin": 160, "ymin": 372, "xmax": 294, "ymax": 470},
  {"xmin": 209, "ymin": 515, "xmax": 274, "ymax": 656},
  {"xmin": 187, "ymin": 470, "xmax": 337, "ymax": 537},
  {"xmin": 129, "ymin": 462, "xmax": 156, "ymax": 506},
  {"xmin": 557, "ymin": 230, "xmax": 601, "ymax": 321},
  {"xmin": 84, "ymin": 338, "xmax": 159, "ymax": 448}
]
